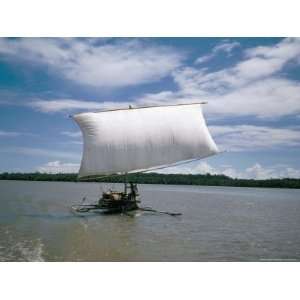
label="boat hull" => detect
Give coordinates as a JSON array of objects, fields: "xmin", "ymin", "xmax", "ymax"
[
  {"xmin": 71, "ymin": 200, "xmax": 139, "ymax": 214},
  {"xmin": 98, "ymin": 199, "xmax": 139, "ymax": 214},
  {"xmin": 71, "ymin": 183, "xmax": 140, "ymax": 214}
]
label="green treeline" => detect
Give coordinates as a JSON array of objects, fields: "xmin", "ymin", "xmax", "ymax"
[{"xmin": 0, "ymin": 172, "xmax": 300, "ymax": 189}]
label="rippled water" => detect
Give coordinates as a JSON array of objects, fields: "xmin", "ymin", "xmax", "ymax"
[{"xmin": 0, "ymin": 180, "xmax": 299, "ymax": 261}]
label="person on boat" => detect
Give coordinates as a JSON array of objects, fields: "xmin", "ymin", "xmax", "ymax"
[{"xmin": 129, "ymin": 182, "xmax": 138, "ymax": 200}]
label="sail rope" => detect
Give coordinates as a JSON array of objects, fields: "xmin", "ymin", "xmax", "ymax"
[{"xmin": 78, "ymin": 151, "xmax": 226, "ymax": 182}]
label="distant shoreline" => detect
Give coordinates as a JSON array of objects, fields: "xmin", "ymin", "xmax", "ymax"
[{"xmin": 1, "ymin": 172, "xmax": 299, "ymax": 189}]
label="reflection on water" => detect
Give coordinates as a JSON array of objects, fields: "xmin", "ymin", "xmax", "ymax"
[{"xmin": 0, "ymin": 180, "xmax": 299, "ymax": 261}]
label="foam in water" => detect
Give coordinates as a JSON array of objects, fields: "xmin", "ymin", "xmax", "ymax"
[
  {"xmin": 0, "ymin": 228, "xmax": 45, "ymax": 262},
  {"xmin": 16, "ymin": 239, "xmax": 45, "ymax": 262}
]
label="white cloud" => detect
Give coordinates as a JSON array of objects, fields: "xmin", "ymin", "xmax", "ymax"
[
  {"xmin": 213, "ymin": 40, "xmax": 240, "ymax": 54},
  {"xmin": 68, "ymin": 140, "xmax": 83, "ymax": 145},
  {"xmin": 23, "ymin": 38, "xmax": 300, "ymax": 118},
  {"xmin": 158, "ymin": 161, "xmax": 218, "ymax": 175},
  {"xmin": 194, "ymin": 55, "xmax": 213, "ymax": 65},
  {"xmin": 37, "ymin": 161, "xmax": 79, "ymax": 173},
  {"xmin": 0, "ymin": 130, "xmax": 37, "ymax": 138},
  {"xmin": 244, "ymin": 163, "xmax": 300, "ymax": 179},
  {"xmin": 136, "ymin": 77, "xmax": 300, "ymax": 119},
  {"xmin": 206, "ymin": 78, "xmax": 300, "ymax": 118},
  {"xmin": 61, "ymin": 131, "xmax": 81, "ymax": 138},
  {"xmin": 158, "ymin": 161, "xmax": 300, "ymax": 179},
  {"xmin": 209, "ymin": 125, "xmax": 300, "ymax": 151},
  {"xmin": 140, "ymin": 38, "xmax": 300, "ymax": 119},
  {"xmin": 0, "ymin": 38, "xmax": 183, "ymax": 88},
  {"xmin": 29, "ymin": 99, "xmax": 132, "ymax": 113},
  {"xmin": 60, "ymin": 131, "xmax": 83, "ymax": 144},
  {"xmin": 0, "ymin": 146, "xmax": 80, "ymax": 160},
  {"xmin": 35, "ymin": 159, "xmax": 300, "ymax": 179},
  {"xmin": 195, "ymin": 40, "xmax": 240, "ymax": 65},
  {"xmin": 0, "ymin": 130, "xmax": 20, "ymax": 137},
  {"xmin": 204, "ymin": 37, "xmax": 300, "ymax": 89},
  {"xmin": 245, "ymin": 37, "xmax": 300, "ymax": 62}
]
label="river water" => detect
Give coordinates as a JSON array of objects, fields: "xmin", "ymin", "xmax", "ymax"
[{"xmin": 0, "ymin": 180, "xmax": 299, "ymax": 261}]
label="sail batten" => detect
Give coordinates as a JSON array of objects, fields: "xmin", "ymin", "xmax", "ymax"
[{"xmin": 73, "ymin": 104, "xmax": 218, "ymax": 178}]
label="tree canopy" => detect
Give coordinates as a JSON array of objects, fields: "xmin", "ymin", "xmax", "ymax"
[{"xmin": 1, "ymin": 172, "xmax": 299, "ymax": 189}]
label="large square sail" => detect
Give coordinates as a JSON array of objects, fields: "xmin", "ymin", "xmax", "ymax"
[{"xmin": 72, "ymin": 103, "xmax": 218, "ymax": 178}]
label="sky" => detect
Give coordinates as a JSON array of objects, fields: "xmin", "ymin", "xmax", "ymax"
[{"xmin": 0, "ymin": 37, "xmax": 300, "ymax": 179}]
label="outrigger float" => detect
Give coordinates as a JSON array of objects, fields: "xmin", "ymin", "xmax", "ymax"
[
  {"xmin": 71, "ymin": 180, "xmax": 182, "ymax": 216},
  {"xmin": 70, "ymin": 103, "xmax": 219, "ymax": 216}
]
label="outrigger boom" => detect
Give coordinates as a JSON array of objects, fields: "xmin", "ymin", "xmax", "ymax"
[{"xmin": 71, "ymin": 180, "xmax": 181, "ymax": 216}]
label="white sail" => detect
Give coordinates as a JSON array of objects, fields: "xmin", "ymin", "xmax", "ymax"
[{"xmin": 73, "ymin": 103, "xmax": 218, "ymax": 178}]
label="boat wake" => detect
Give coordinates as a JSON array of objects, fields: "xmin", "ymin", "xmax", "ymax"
[
  {"xmin": 15, "ymin": 239, "xmax": 45, "ymax": 262},
  {"xmin": 0, "ymin": 228, "xmax": 45, "ymax": 262}
]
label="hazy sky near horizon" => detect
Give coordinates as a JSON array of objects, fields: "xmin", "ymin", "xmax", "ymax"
[{"xmin": 0, "ymin": 37, "xmax": 300, "ymax": 179}]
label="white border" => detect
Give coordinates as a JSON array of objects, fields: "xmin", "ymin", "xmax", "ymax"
[
  {"xmin": 0, "ymin": 262, "xmax": 299, "ymax": 300},
  {"xmin": 0, "ymin": 1, "xmax": 299, "ymax": 299},
  {"xmin": 0, "ymin": 0, "xmax": 300, "ymax": 36}
]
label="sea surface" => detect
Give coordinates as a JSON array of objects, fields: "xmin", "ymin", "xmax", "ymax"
[{"xmin": 0, "ymin": 180, "xmax": 299, "ymax": 261}]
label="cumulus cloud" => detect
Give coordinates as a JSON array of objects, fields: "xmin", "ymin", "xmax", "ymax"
[
  {"xmin": 37, "ymin": 161, "xmax": 79, "ymax": 173},
  {"xmin": 35, "ymin": 159, "xmax": 300, "ymax": 179},
  {"xmin": 209, "ymin": 125, "xmax": 300, "ymax": 151},
  {"xmin": 60, "ymin": 131, "xmax": 83, "ymax": 144},
  {"xmin": 201, "ymin": 37, "xmax": 300, "ymax": 90},
  {"xmin": 213, "ymin": 40, "xmax": 240, "ymax": 54},
  {"xmin": 24, "ymin": 38, "xmax": 300, "ymax": 118},
  {"xmin": 0, "ymin": 38, "xmax": 183, "ymax": 88},
  {"xmin": 60, "ymin": 131, "xmax": 82, "ymax": 138},
  {"xmin": 0, "ymin": 130, "xmax": 37, "ymax": 138},
  {"xmin": 29, "ymin": 99, "xmax": 102, "ymax": 113},
  {"xmin": 0, "ymin": 146, "xmax": 80, "ymax": 160},
  {"xmin": 206, "ymin": 78, "xmax": 300, "ymax": 118},
  {"xmin": 136, "ymin": 78, "xmax": 300, "ymax": 119},
  {"xmin": 158, "ymin": 161, "xmax": 219, "ymax": 175},
  {"xmin": 244, "ymin": 163, "xmax": 300, "ymax": 179},
  {"xmin": 139, "ymin": 38, "xmax": 300, "ymax": 119},
  {"xmin": 29, "ymin": 99, "xmax": 133, "ymax": 113},
  {"xmin": 158, "ymin": 161, "xmax": 300, "ymax": 179},
  {"xmin": 0, "ymin": 130, "xmax": 20, "ymax": 137},
  {"xmin": 195, "ymin": 40, "xmax": 240, "ymax": 65}
]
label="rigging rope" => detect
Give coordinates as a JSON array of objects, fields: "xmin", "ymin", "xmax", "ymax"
[{"xmin": 78, "ymin": 151, "xmax": 227, "ymax": 182}]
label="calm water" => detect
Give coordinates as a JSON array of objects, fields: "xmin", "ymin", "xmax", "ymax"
[{"xmin": 0, "ymin": 180, "xmax": 299, "ymax": 261}]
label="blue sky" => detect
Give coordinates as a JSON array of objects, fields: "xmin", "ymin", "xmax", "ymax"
[{"xmin": 0, "ymin": 37, "xmax": 299, "ymax": 179}]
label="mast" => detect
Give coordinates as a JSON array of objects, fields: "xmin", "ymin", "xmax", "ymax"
[
  {"xmin": 124, "ymin": 105, "xmax": 132, "ymax": 194},
  {"xmin": 124, "ymin": 172, "xmax": 128, "ymax": 194}
]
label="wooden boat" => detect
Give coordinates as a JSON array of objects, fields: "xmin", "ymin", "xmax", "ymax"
[
  {"xmin": 70, "ymin": 103, "xmax": 219, "ymax": 215},
  {"xmin": 72, "ymin": 181, "xmax": 140, "ymax": 214}
]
